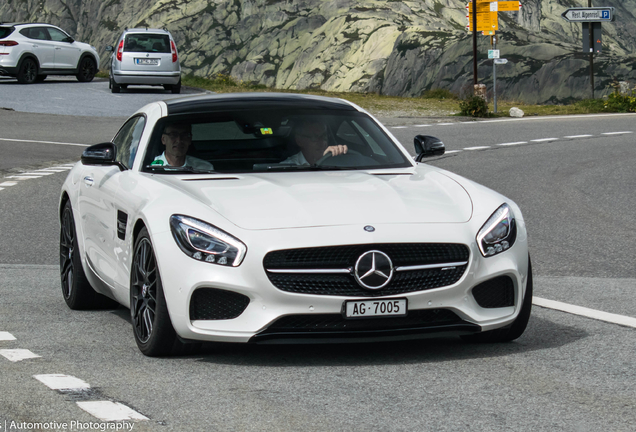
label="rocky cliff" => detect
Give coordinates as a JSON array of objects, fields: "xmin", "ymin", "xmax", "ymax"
[{"xmin": 2, "ymin": 0, "xmax": 635, "ymax": 103}]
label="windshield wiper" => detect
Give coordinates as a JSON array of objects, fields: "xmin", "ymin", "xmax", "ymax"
[
  {"xmin": 257, "ymin": 164, "xmax": 350, "ymax": 172},
  {"xmin": 144, "ymin": 165, "xmax": 217, "ymax": 174}
]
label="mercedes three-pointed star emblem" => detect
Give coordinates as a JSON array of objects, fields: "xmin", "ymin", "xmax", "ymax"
[{"xmin": 354, "ymin": 250, "xmax": 393, "ymax": 290}]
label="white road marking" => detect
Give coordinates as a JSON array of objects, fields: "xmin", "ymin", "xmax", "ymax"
[
  {"xmin": 38, "ymin": 168, "xmax": 68, "ymax": 172},
  {"xmin": 0, "ymin": 182, "xmax": 19, "ymax": 186},
  {"xmin": 533, "ymin": 297, "xmax": 636, "ymax": 329},
  {"xmin": 463, "ymin": 146, "xmax": 491, "ymax": 150},
  {"xmin": 0, "ymin": 137, "xmax": 89, "ymax": 147},
  {"xmin": 391, "ymin": 126, "xmax": 408, "ymax": 129},
  {"xmin": 531, "ymin": 138, "xmax": 559, "ymax": 142},
  {"xmin": 20, "ymin": 172, "xmax": 54, "ymax": 176},
  {"xmin": 445, "ymin": 150, "xmax": 463, "ymax": 154},
  {"xmin": 0, "ymin": 331, "xmax": 16, "ymax": 341},
  {"xmin": 437, "ymin": 122, "xmax": 454, "ymax": 126},
  {"xmin": 76, "ymin": 401, "xmax": 149, "ymax": 422},
  {"xmin": 602, "ymin": 131, "xmax": 633, "ymax": 135},
  {"xmin": 34, "ymin": 374, "xmax": 91, "ymax": 391},
  {"xmin": 414, "ymin": 124, "xmax": 431, "ymax": 127},
  {"xmin": 0, "ymin": 187, "xmax": 3, "ymax": 191},
  {"xmin": 6, "ymin": 175, "xmax": 41, "ymax": 180},
  {"xmin": 0, "ymin": 349, "xmax": 41, "ymax": 362},
  {"xmin": 564, "ymin": 134, "xmax": 593, "ymax": 139},
  {"xmin": 498, "ymin": 141, "xmax": 527, "ymax": 146}
]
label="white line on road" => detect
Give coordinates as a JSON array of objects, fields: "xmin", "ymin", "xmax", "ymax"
[
  {"xmin": 531, "ymin": 138, "xmax": 559, "ymax": 142},
  {"xmin": 533, "ymin": 297, "xmax": 636, "ymax": 329},
  {"xmin": 77, "ymin": 401, "xmax": 149, "ymax": 422},
  {"xmin": 414, "ymin": 124, "xmax": 431, "ymax": 127},
  {"xmin": 601, "ymin": 131, "xmax": 633, "ymax": 135},
  {"xmin": 437, "ymin": 123, "xmax": 454, "ymax": 126},
  {"xmin": 444, "ymin": 150, "xmax": 463, "ymax": 154},
  {"xmin": 20, "ymin": 172, "xmax": 54, "ymax": 176},
  {"xmin": 463, "ymin": 146, "xmax": 491, "ymax": 150},
  {"xmin": 0, "ymin": 349, "xmax": 41, "ymax": 362},
  {"xmin": 391, "ymin": 126, "xmax": 408, "ymax": 129},
  {"xmin": 498, "ymin": 141, "xmax": 527, "ymax": 146},
  {"xmin": 0, "ymin": 137, "xmax": 89, "ymax": 147},
  {"xmin": 34, "ymin": 374, "xmax": 91, "ymax": 391},
  {"xmin": 564, "ymin": 135, "xmax": 593, "ymax": 139},
  {"xmin": 6, "ymin": 175, "xmax": 41, "ymax": 180},
  {"xmin": 0, "ymin": 182, "xmax": 19, "ymax": 187},
  {"xmin": 0, "ymin": 331, "xmax": 16, "ymax": 341}
]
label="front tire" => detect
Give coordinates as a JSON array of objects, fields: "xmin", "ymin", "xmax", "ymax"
[
  {"xmin": 60, "ymin": 201, "xmax": 117, "ymax": 310},
  {"xmin": 130, "ymin": 228, "xmax": 187, "ymax": 357},
  {"xmin": 17, "ymin": 58, "xmax": 37, "ymax": 84},
  {"xmin": 461, "ymin": 258, "xmax": 533, "ymax": 343},
  {"xmin": 76, "ymin": 57, "xmax": 96, "ymax": 82}
]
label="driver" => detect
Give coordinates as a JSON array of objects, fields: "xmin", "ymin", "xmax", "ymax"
[
  {"xmin": 282, "ymin": 120, "xmax": 348, "ymax": 165},
  {"xmin": 151, "ymin": 122, "xmax": 214, "ymax": 170}
]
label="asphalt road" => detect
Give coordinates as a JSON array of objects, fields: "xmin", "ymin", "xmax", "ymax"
[{"xmin": 0, "ymin": 82, "xmax": 635, "ymax": 432}]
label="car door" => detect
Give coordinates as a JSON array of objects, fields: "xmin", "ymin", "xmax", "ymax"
[
  {"xmin": 77, "ymin": 116, "xmax": 146, "ymax": 292},
  {"xmin": 20, "ymin": 27, "xmax": 55, "ymax": 68},
  {"xmin": 47, "ymin": 27, "xmax": 81, "ymax": 69}
]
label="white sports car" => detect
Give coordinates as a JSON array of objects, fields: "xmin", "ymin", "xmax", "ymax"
[{"xmin": 59, "ymin": 93, "xmax": 531, "ymax": 357}]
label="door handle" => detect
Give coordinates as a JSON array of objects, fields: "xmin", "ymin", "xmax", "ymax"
[
  {"xmin": 32, "ymin": 44, "xmax": 38, "ymax": 48},
  {"xmin": 83, "ymin": 176, "xmax": 94, "ymax": 187},
  {"xmin": 55, "ymin": 47, "xmax": 62, "ymax": 50}
]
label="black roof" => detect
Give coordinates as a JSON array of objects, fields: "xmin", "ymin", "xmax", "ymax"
[{"xmin": 164, "ymin": 92, "xmax": 358, "ymax": 115}]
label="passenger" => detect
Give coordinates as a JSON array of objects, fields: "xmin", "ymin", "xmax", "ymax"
[
  {"xmin": 282, "ymin": 120, "xmax": 348, "ymax": 165},
  {"xmin": 152, "ymin": 123, "xmax": 214, "ymax": 170}
]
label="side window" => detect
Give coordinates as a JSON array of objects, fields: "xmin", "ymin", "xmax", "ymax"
[
  {"xmin": 47, "ymin": 27, "xmax": 69, "ymax": 42},
  {"xmin": 113, "ymin": 116, "xmax": 146, "ymax": 169},
  {"xmin": 20, "ymin": 27, "xmax": 50, "ymax": 41}
]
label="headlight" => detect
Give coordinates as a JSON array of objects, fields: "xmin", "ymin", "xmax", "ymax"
[
  {"xmin": 476, "ymin": 204, "xmax": 517, "ymax": 257},
  {"xmin": 170, "ymin": 215, "xmax": 247, "ymax": 266}
]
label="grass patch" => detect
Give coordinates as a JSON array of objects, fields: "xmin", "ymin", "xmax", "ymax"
[{"xmin": 96, "ymin": 71, "xmax": 627, "ymax": 118}]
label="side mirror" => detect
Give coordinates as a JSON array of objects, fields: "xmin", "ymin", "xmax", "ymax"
[
  {"xmin": 64, "ymin": 36, "xmax": 74, "ymax": 43},
  {"xmin": 81, "ymin": 143, "xmax": 126, "ymax": 171},
  {"xmin": 105, "ymin": 45, "xmax": 113, "ymax": 52},
  {"xmin": 413, "ymin": 135, "xmax": 445, "ymax": 162}
]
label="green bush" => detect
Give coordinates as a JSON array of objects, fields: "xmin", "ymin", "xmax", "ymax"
[
  {"xmin": 603, "ymin": 90, "xmax": 636, "ymax": 112},
  {"xmin": 422, "ymin": 88, "xmax": 457, "ymax": 100},
  {"xmin": 459, "ymin": 96, "xmax": 489, "ymax": 117}
]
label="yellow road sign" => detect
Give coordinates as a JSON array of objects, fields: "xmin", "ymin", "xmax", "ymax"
[
  {"xmin": 466, "ymin": 11, "xmax": 499, "ymax": 31},
  {"xmin": 497, "ymin": 1, "xmax": 521, "ymax": 12},
  {"xmin": 467, "ymin": 2, "xmax": 493, "ymax": 12}
]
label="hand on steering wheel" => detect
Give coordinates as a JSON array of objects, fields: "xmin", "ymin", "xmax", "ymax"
[{"xmin": 315, "ymin": 146, "xmax": 362, "ymax": 165}]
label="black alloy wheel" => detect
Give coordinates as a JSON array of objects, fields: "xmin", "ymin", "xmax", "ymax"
[
  {"xmin": 60, "ymin": 201, "xmax": 117, "ymax": 310},
  {"xmin": 17, "ymin": 58, "xmax": 37, "ymax": 84},
  {"xmin": 76, "ymin": 57, "xmax": 96, "ymax": 82},
  {"xmin": 131, "ymin": 228, "xmax": 189, "ymax": 356}
]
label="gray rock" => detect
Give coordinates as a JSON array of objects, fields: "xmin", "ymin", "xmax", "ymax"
[
  {"xmin": 1, "ymin": 0, "xmax": 635, "ymax": 104},
  {"xmin": 510, "ymin": 107, "xmax": 525, "ymax": 117}
]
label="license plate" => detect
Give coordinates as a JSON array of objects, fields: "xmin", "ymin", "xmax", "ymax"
[
  {"xmin": 344, "ymin": 299, "xmax": 407, "ymax": 318},
  {"xmin": 136, "ymin": 58, "xmax": 159, "ymax": 65}
]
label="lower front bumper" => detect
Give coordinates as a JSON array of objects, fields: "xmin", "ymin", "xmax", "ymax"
[{"xmin": 0, "ymin": 66, "xmax": 18, "ymax": 76}]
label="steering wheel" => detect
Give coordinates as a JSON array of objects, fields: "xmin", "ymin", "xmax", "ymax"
[{"xmin": 315, "ymin": 148, "xmax": 363, "ymax": 165}]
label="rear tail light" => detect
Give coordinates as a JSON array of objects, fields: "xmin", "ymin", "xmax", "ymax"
[
  {"xmin": 0, "ymin": 40, "xmax": 18, "ymax": 47},
  {"xmin": 171, "ymin": 40, "xmax": 178, "ymax": 63},
  {"xmin": 116, "ymin": 40, "xmax": 123, "ymax": 61}
]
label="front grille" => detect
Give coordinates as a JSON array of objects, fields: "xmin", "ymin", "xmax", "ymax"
[
  {"xmin": 189, "ymin": 288, "xmax": 250, "ymax": 320},
  {"xmin": 264, "ymin": 243, "xmax": 469, "ymax": 269},
  {"xmin": 472, "ymin": 276, "xmax": 515, "ymax": 308},
  {"xmin": 264, "ymin": 243, "xmax": 469, "ymax": 297},
  {"xmin": 261, "ymin": 309, "xmax": 462, "ymax": 333}
]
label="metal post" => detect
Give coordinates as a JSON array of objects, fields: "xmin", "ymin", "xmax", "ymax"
[
  {"xmin": 589, "ymin": 0, "xmax": 594, "ymax": 99},
  {"xmin": 493, "ymin": 37, "xmax": 497, "ymax": 113},
  {"xmin": 473, "ymin": 0, "xmax": 478, "ymax": 86}
]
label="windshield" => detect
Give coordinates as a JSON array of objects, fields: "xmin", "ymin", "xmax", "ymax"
[{"xmin": 142, "ymin": 109, "xmax": 412, "ymax": 173}]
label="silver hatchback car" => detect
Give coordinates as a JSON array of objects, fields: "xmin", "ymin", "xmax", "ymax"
[{"xmin": 107, "ymin": 28, "xmax": 181, "ymax": 94}]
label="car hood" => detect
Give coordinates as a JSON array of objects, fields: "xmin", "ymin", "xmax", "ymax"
[{"xmin": 161, "ymin": 168, "xmax": 473, "ymax": 230}]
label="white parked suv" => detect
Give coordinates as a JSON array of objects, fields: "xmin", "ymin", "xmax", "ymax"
[
  {"xmin": 0, "ymin": 22, "xmax": 99, "ymax": 84},
  {"xmin": 107, "ymin": 28, "xmax": 181, "ymax": 94}
]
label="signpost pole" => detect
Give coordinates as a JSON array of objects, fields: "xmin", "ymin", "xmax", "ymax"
[
  {"xmin": 472, "ymin": 0, "xmax": 478, "ymax": 87},
  {"xmin": 588, "ymin": 0, "xmax": 594, "ymax": 99},
  {"xmin": 493, "ymin": 36, "xmax": 497, "ymax": 113}
]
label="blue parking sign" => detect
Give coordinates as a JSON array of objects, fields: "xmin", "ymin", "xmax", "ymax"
[{"xmin": 602, "ymin": 10, "xmax": 609, "ymax": 19}]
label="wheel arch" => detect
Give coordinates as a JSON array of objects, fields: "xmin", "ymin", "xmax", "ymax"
[
  {"xmin": 59, "ymin": 191, "xmax": 70, "ymax": 222},
  {"xmin": 77, "ymin": 52, "xmax": 98, "ymax": 70},
  {"xmin": 17, "ymin": 53, "xmax": 40, "ymax": 73}
]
